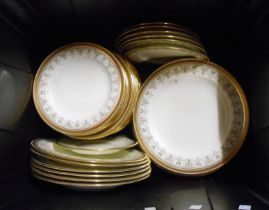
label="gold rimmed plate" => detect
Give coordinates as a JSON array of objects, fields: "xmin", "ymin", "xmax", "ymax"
[
  {"xmin": 120, "ymin": 39, "xmax": 207, "ymax": 55},
  {"xmin": 32, "ymin": 162, "xmax": 151, "ymax": 178},
  {"xmin": 33, "ymin": 42, "xmax": 128, "ymax": 137},
  {"xmin": 116, "ymin": 30, "xmax": 200, "ymax": 47},
  {"xmin": 32, "ymin": 171, "xmax": 151, "ymax": 190},
  {"xmin": 125, "ymin": 46, "xmax": 208, "ymax": 64},
  {"xmin": 31, "ymin": 138, "xmax": 147, "ymax": 164},
  {"xmin": 117, "ymin": 34, "xmax": 205, "ymax": 50},
  {"xmin": 32, "ymin": 167, "xmax": 151, "ymax": 183},
  {"xmin": 117, "ymin": 23, "xmax": 198, "ymax": 42},
  {"xmin": 32, "ymin": 156, "xmax": 151, "ymax": 173},
  {"xmin": 133, "ymin": 59, "xmax": 249, "ymax": 176}
]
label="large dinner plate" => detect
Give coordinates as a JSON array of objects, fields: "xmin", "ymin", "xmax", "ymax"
[
  {"xmin": 33, "ymin": 43, "xmax": 124, "ymax": 136},
  {"xmin": 32, "ymin": 166, "xmax": 151, "ymax": 182},
  {"xmin": 31, "ymin": 138, "xmax": 147, "ymax": 164},
  {"xmin": 32, "ymin": 171, "xmax": 151, "ymax": 190},
  {"xmin": 32, "ymin": 156, "xmax": 151, "ymax": 173},
  {"xmin": 133, "ymin": 59, "xmax": 249, "ymax": 175}
]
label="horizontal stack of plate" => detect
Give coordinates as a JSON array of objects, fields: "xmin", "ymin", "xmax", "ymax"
[
  {"xmin": 115, "ymin": 22, "xmax": 208, "ymax": 64},
  {"xmin": 33, "ymin": 43, "xmax": 140, "ymax": 140},
  {"xmin": 30, "ymin": 136, "xmax": 151, "ymax": 190}
]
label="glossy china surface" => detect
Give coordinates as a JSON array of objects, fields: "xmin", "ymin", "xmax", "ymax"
[{"xmin": 134, "ymin": 59, "xmax": 249, "ymax": 175}]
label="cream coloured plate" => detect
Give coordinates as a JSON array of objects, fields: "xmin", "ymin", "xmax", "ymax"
[
  {"xmin": 33, "ymin": 43, "xmax": 123, "ymax": 135},
  {"xmin": 56, "ymin": 136, "xmax": 138, "ymax": 155},
  {"xmin": 32, "ymin": 157, "xmax": 151, "ymax": 174},
  {"xmin": 32, "ymin": 138, "xmax": 146, "ymax": 163},
  {"xmin": 31, "ymin": 149, "xmax": 150, "ymax": 167},
  {"xmin": 32, "ymin": 171, "xmax": 151, "ymax": 190},
  {"xmin": 134, "ymin": 59, "xmax": 249, "ymax": 175},
  {"xmin": 32, "ymin": 166, "xmax": 151, "ymax": 182},
  {"xmin": 126, "ymin": 46, "xmax": 208, "ymax": 64},
  {"xmin": 32, "ymin": 163, "xmax": 151, "ymax": 178}
]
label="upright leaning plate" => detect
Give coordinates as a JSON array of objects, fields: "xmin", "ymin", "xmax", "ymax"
[
  {"xmin": 133, "ymin": 59, "xmax": 249, "ymax": 176},
  {"xmin": 33, "ymin": 43, "xmax": 124, "ymax": 136}
]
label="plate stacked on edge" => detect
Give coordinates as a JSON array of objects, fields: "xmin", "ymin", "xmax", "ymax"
[
  {"xmin": 133, "ymin": 59, "xmax": 249, "ymax": 176},
  {"xmin": 33, "ymin": 43, "xmax": 140, "ymax": 140},
  {"xmin": 30, "ymin": 136, "xmax": 151, "ymax": 190},
  {"xmin": 115, "ymin": 22, "xmax": 208, "ymax": 64}
]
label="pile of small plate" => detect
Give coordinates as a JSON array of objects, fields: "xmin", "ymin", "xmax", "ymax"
[
  {"xmin": 30, "ymin": 136, "xmax": 151, "ymax": 190},
  {"xmin": 115, "ymin": 22, "xmax": 208, "ymax": 64},
  {"xmin": 33, "ymin": 43, "xmax": 140, "ymax": 140}
]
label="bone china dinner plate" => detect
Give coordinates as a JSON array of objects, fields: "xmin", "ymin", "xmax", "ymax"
[
  {"xmin": 133, "ymin": 59, "xmax": 249, "ymax": 176},
  {"xmin": 33, "ymin": 43, "xmax": 124, "ymax": 136},
  {"xmin": 31, "ymin": 138, "xmax": 146, "ymax": 164}
]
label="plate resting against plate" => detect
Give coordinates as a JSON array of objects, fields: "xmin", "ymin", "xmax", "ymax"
[
  {"xmin": 133, "ymin": 59, "xmax": 249, "ymax": 176},
  {"xmin": 33, "ymin": 42, "xmax": 140, "ymax": 139},
  {"xmin": 115, "ymin": 22, "xmax": 208, "ymax": 64}
]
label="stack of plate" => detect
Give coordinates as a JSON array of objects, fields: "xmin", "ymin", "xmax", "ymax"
[
  {"xmin": 33, "ymin": 43, "xmax": 140, "ymax": 140},
  {"xmin": 133, "ymin": 59, "xmax": 249, "ymax": 176},
  {"xmin": 30, "ymin": 136, "xmax": 151, "ymax": 190},
  {"xmin": 115, "ymin": 22, "xmax": 208, "ymax": 64}
]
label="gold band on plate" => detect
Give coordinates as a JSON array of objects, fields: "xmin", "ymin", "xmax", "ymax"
[
  {"xmin": 32, "ymin": 156, "xmax": 151, "ymax": 173},
  {"xmin": 120, "ymin": 39, "xmax": 207, "ymax": 55},
  {"xmin": 133, "ymin": 58, "xmax": 249, "ymax": 176},
  {"xmin": 32, "ymin": 167, "xmax": 152, "ymax": 183},
  {"xmin": 33, "ymin": 42, "xmax": 125, "ymax": 137},
  {"xmin": 32, "ymin": 163, "xmax": 151, "ymax": 178},
  {"xmin": 117, "ymin": 34, "xmax": 205, "ymax": 51},
  {"xmin": 31, "ymin": 147, "xmax": 151, "ymax": 167},
  {"xmin": 32, "ymin": 171, "xmax": 151, "ymax": 188}
]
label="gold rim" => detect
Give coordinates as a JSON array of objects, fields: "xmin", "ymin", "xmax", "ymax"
[
  {"xmin": 79, "ymin": 54, "xmax": 141, "ymax": 139},
  {"xmin": 31, "ymin": 147, "xmax": 151, "ymax": 167},
  {"xmin": 116, "ymin": 30, "xmax": 200, "ymax": 47},
  {"xmin": 32, "ymin": 162, "xmax": 151, "ymax": 178},
  {"xmin": 33, "ymin": 42, "xmax": 125, "ymax": 136},
  {"xmin": 125, "ymin": 46, "xmax": 209, "ymax": 63},
  {"xmin": 32, "ymin": 156, "xmax": 151, "ymax": 173},
  {"xmin": 117, "ymin": 24, "xmax": 198, "ymax": 42},
  {"xmin": 120, "ymin": 39, "xmax": 206, "ymax": 55},
  {"xmin": 32, "ymin": 171, "xmax": 151, "ymax": 187},
  {"xmin": 133, "ymin": 59, "xmax": 249, "ymax": 176},
  {"xmin": 117, "ymin": 34, "xmax": 204, "ymax": 50},
  {"xmin": 32, "ymin": 167, "xmax": 151, "ymax": 183},
  {"xmin": 125, "ymin": 22, "xmax": 191, "ymax": 29}
]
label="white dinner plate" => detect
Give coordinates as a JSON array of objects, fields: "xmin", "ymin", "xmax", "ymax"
[
  {"xmin": 31, "ymin": 138, "xmax": 146, "ymax": 164},
  {"xmin": 56, "ymin": 135, "xmax": 137, "ymax": 155},
  {"xmin": 134, "ymin": 59, "xmax": 249, "ymax": 175},
  {"xmin": 33, "ymin": 43, "xmax": 123, "ymax": 135}
]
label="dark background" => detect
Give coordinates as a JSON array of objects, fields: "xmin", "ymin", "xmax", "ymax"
[{"xmin": 1, "ymin": 0, "xmax": 269, "ymax": 209}]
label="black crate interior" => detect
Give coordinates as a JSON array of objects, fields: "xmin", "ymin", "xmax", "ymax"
[{"xmin": 1, "ymin": 0, "xmax": 269, "ymax": 209}]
